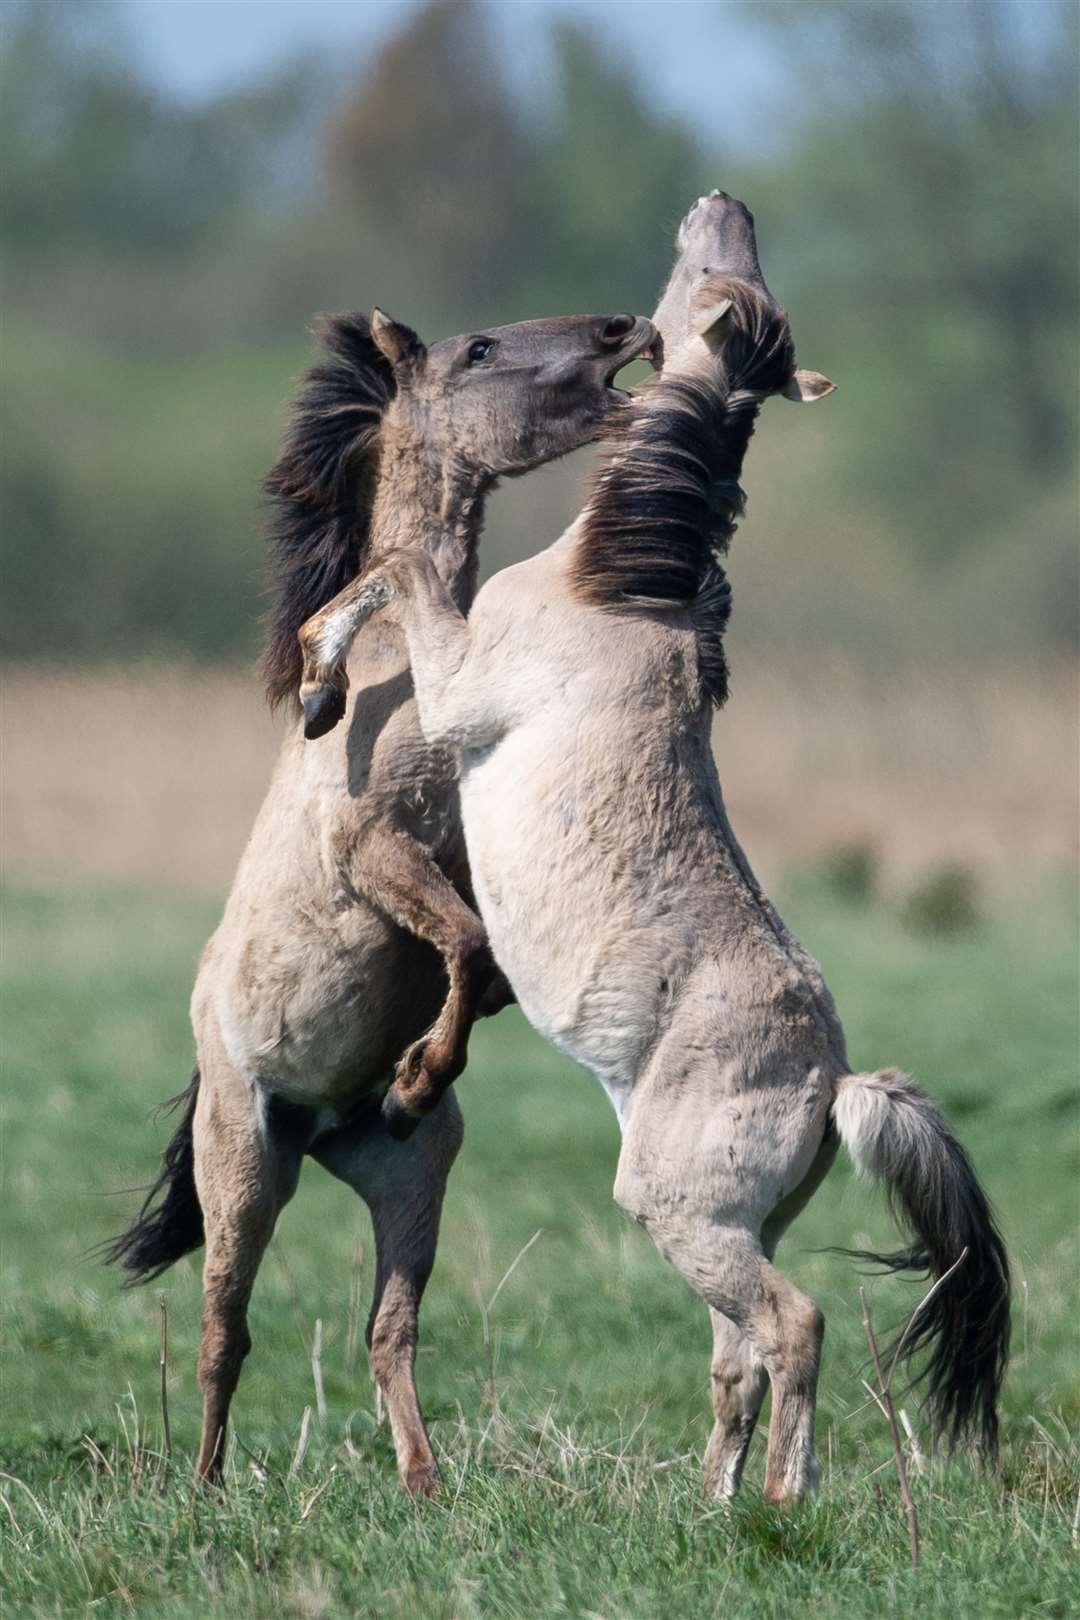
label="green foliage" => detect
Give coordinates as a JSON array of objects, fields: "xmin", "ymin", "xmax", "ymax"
[
  {"xmin": 510, "ymin": 21, "xmax": 711, "ymax": 317},
  {"xmin": 328, "ymin": 0, "xmax": 531, "ymax": 322},
  {"xmin": 902, "ymin": 864, "xmax": 981, "ymax": 935},
  {"xmin": 1, "ymin": 0, "xmax": 1077, "ymax": 665},
  {"xmin": 326, "ymin": 1, "xmax": 710, "ymax": 326},
  {"xmin": 732, "ymin": 0, "xmax": 1079, "ymax": 632},
  {"xmin": 2, "ymin": 877, "xmax": 1077, "ymax": 1616},
  {"xmin": 0, "ymin": 328, "xmax": 289, "ymax": 660},
  {"xmin": 1, "ymin": 0, "xmax": 314, "ymax": 261},
  {"xmin": 818, "ymin": 842, "xmax": 879, "ymax": 904}
]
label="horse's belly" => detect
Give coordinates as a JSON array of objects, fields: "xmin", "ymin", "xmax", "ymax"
[
  {"xmin": 460, "ymin": 741, "xmax": 680, "ymax": 1120},
  {"xmin": 208, "ymin": 906, "xmax": 445, "ymax": 1108}
]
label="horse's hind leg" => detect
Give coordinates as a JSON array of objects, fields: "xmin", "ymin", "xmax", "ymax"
[
  {"xmin": 652, "ymin": 1227, "xmax": 822, "ymax": 1503},
  {"xmin": 750, "ymin": 1260, "xmax": 824, "ymax": 1503},
  {"xmin": 192, "ymin": 1058, "xmax": 307, "ymax": 1481},
  {"xmin": 653, "ymin": 1227, "xmax": 822, "ymax": 1503},
  {"xmin": 703, "ymin": 1309, "xmax": 768, "ymax": 1500},
  {"xmin": 311, "ymin": 1092, "xmax": 463, "ymax": 1495},
  {"xmin": 615, "ymin": 1145, "xmax": 824, "ymax": 1503},
  {"xmin": 338, "ymin": 821, "xmax": 501, "ymax": 1136}
]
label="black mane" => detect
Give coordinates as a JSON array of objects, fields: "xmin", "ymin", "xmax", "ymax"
[
  {"xmin": 570, "ymin": 282, "xmax": 795, "ymax": 708},
  {"xmin": 262, "ymin": 313, "xmax": 396, "ymax": 709}
]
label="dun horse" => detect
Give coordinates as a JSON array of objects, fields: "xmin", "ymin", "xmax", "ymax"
[
  {"xmin": 300, "ymin": 193, "xmax": 1010, "ymax": 1503},
  {"xmin": 106, "ymin": 306, "xmax": 655, "ymax": 1489}
]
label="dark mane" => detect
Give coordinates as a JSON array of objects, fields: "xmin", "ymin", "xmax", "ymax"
[
  {"xmin": 569, "ymin": 282, "xmax": 795, "ymax": 707},
  {"xmin": 261, "ymin": 313, "xmax": 396, "ymax": 709}
]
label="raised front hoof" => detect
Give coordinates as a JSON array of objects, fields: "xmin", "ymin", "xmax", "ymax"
[
  {"xmin": 381, "ymin": 1083, "xmax": 425, "ymax": 1141},
  {"xmin": 301, "ymin": 685, "xmax": 346, "ymax": 740}
]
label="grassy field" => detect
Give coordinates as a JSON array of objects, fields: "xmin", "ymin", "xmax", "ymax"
[{"xmin": 2, "ymin": 876, "xmax": 1078, "ymax": 1618}]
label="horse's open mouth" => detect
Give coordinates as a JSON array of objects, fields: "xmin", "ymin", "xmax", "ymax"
[{"xmin": 605, "ymin": 329, "xmax": 663, "ymax": 402}]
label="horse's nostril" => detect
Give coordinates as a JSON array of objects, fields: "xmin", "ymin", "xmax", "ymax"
[{"xmin": 601, "ymin": 313, "xmax": 636, "ymax": 345}]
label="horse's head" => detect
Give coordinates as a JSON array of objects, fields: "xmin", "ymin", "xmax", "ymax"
[
  {"xmin": 369, "ymin": 307, "xmax": 658, "ymax": 477},
  {"xmin": 652, "ymin": 190, "xmax": 834, "ymax": 403}
]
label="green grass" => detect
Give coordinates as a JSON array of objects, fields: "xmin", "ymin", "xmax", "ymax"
[{"xmin": 2, "ymin": 877, "xmax": 1077, "ymax": 1618}]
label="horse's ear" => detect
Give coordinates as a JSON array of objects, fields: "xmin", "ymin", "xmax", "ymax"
[
  {"xmin": 693, "ymin": 297, "xmax": 734, "ymax": 342},
  {"xmin": 371, "ymin": 308, "xmax": 427, "ymax": 371},
  {"xmin": 782, "ymin": 368, "xmax": 836, "ymax": 403}
]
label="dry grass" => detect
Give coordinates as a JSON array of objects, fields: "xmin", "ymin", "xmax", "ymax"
[
  {"xmin": 2, "ymin": 658, "xmax": 1076, "ymax": 894},
  {"xmin": 713, "ymin": 651, "xmax": 1078, "ymax": 882}
]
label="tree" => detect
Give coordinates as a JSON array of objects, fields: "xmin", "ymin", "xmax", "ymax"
[
  {"xmin": 515, "ymin": 21, "xmax": 711, "ymax": 318},
  {"xmin": 328, "ymin": 0, "xmax": 530, "ymax": 325},
  {"xmin": 1, "ymin": 0, "xmax": 311, "ymax": 260},
  {"xmin": 738, "ymin": 0, "xmax": 1078, "ymax": 557}
]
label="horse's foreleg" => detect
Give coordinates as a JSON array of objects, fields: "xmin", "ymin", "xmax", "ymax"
[
  {"xmin": 297, "ymin": 550, "xmax": 476, "ymax": 745},
  {"xmin": 311, "ymin": 1094, "xmax": 463, "ymax": 1495},
  {"xmin": 298, "ymin": 572, "xmax": 398, "ymax": 739},
  {"xmin": 192, "ymin": 1053, "xmax": 306, "ymax": 1482},
  {"xmin": 343, "ymin": 821, "xmax": 499, "ymax": 1137}
]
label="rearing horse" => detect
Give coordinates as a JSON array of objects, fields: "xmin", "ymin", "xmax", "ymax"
[
  {"xmin": 299, "ymin": 193, "xmax": 1010, "ymax": 1503},
  {"xmin": 106, "ymin": 304, "xmax": 656, "ymax": 1490}
]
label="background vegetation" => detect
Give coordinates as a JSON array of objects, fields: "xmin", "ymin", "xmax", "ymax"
[
  {"xmin": 2, "ymin": 0, "xmax": 1077, "ymax": 667},
  {"xmin": 2, "ymin": 3, "xmax": 1077, "ymax": 1615}
]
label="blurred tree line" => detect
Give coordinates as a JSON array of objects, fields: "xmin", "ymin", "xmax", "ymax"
[{"xmin": 2, "ymin": 0, "xmax": 1076, "ymax": 665}]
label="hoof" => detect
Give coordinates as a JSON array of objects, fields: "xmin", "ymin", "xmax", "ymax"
[
  {"xmin": 403, "ymin": 1462, "xmax": 440, "ymax": 1498},
  {"xmin": 302, "ymin": 686, "xmax": 346, "ymax": 740},
  {"xmin": 381, "ymin": 1085, "xmax": 423, "ymax": 1141}
]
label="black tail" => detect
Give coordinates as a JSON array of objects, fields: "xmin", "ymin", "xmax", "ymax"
[
  {"xmin": 833, "ymin": 1068, "xmax": 1011, "ymax": 1460},
  {"xmin": 102, "ymin": 1073, "xmax": 204, "ymax": 1284}
]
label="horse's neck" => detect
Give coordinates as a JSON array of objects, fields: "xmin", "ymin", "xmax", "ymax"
[
  {"xmin": 567, "ymin": 360, "xmax": 755, "ymax": 610},
  {"xmin": 367, "ymin": 437, "xmax": 488, "ymax": 614}
]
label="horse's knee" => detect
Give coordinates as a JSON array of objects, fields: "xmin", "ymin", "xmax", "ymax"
[{"xmin": 711, "ymin": 1363, "xmax": 750, "ymax": 1409}]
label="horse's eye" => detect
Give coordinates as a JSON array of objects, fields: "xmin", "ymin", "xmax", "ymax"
[{"xmin": 467, "ymin": 339, "xmax": 493, "ymax": 365}]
